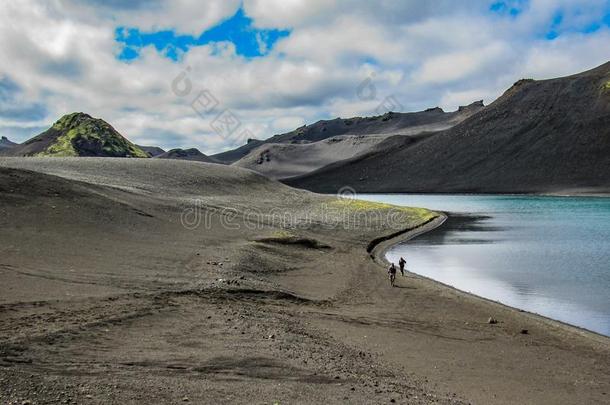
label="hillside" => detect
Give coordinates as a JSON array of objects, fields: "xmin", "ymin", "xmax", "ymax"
[
  {"xmin": 155, "ymin": 147, "xmax": 216, "ymax": 162},
  {"xmin": 232, "ymin": 135, "xmax": 387, "ymax": 179},
  {"xmin": 0, "ymin": 136, "xmax": 17, "ymax": 150},
  {"xmin": 138, "ymin": 145, "xmax": 166, "ymax": 157},
  {"xmin": 1, "ymin": 113, "xmax": 148, "ymax": 158},
  {"xmin": 212, "ymin": 102, "xmax": 484, "ymax": 164},
  {"xmin": 286, "ymin": 62, "xmax": 610, "ymax": 194}
]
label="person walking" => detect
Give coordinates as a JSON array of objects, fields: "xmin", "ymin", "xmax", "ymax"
[
  {"xmin": 388, "ymin": 263, "xmax": 397, "ymax": 287},
  {"xmin": 398, "ymin": 257, "xmax": 406, "ymax": 276}
]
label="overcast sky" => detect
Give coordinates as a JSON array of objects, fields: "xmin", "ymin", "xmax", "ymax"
[{"xmin": 1, "ymin": 0, "xmax": 609, "ymax": 153}]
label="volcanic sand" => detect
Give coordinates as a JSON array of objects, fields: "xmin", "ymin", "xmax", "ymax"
[{"xmin": 0, "ymin": 158, "xmax": 608, "ymax": 404}]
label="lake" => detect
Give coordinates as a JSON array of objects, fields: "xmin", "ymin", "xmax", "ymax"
[{"xmin": 358, "ymin": 194, "xmax": 610, "ymax": 336}]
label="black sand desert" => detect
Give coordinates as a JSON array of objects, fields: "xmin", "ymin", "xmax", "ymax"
[
  {"xmin": 2, "ymin": 2, "xmax": 610, "ymax": 405},
  {"xmin": 1, "ymin": 158, "xmax": 608, "ymax": 404}
]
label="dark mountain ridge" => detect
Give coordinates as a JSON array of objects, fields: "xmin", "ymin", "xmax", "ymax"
[
  {"xmin": 211, "ymin": 101, "xmax": 484, "ymax": 164},
  {"xmin": 137, "ymin": 145, "xmax": 166, "ymax": 157},
  {"xmin": 285, "ymin": 62, "xmax": 610, "ymax": 194},
  {"xmin": 155, "ymin": 147, "xmax": 216, "ymax": 162},
  {"xmin": 0, "ymin": 136, "xmax": 17, "ymax": 150}
]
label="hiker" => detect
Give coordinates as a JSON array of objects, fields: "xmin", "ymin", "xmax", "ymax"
[
  {"xmin": 399, "ymin": 257, "xmax": 406, "ymax": 276},
  {"xmin": 388, "ymin": 263, "xmax": 397, "ymax": 287}
]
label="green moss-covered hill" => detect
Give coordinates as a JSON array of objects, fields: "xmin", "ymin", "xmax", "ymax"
[{"xmin": 1, "ymin": 113, "xmax": 148, "ymax": 158}]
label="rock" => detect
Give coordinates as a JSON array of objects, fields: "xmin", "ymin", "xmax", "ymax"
[
  {"xmin": 487, "ymin": 317, "xmax": 498, "ymax": 324},
  {"xmin": 182, "ymin": 396, "xmax": 189, "ymax": 402},
  {"xmin": 520, "ymin": 329, "xmax": 529, "ymax": 334},
  {"xmin": 268, "ymin": 334, "xmax": 275, "ymax": 340}
]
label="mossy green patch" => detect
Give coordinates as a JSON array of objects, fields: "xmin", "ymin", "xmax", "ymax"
[
  {"xmin": 271, "ymin": 230, "xmax": 296, "ymax": 238},
  {"xmin": 37, "ymin": 129, "xmax": 79, "ymax": 157},
  {"xmin": 603, "ymin": 80, "xmax": 610, "ymax": 91},
  {"xmin": 329, "ymin": 198, "xmax": 437, "ymax": 221}
]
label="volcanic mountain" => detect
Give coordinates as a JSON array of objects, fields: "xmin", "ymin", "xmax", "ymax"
[
  {"xmin": 285, "ymin": 62, "xmax": 610, "ymax": 194},
  {"xmin": 0, "ymin": 136, "xmax": 17, "ymax": 150},
  {"xmin": 137, "ymin": 145, "xmax": 166, "ymax": 157},
  {"xmin": 1, "ymin": 113, "xmax": 148, "ymax": 158},
  {"xmin": 155, "ymin": 147, "xmax": 216, "ymax": 162},
  {"xmin": 212, "ymin": 101, "xmax": 484, "ymax": 164}
]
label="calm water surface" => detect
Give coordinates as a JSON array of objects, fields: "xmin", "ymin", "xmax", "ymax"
[{"xmin": 358, "ymin": 194, "xmax": 610, "ymax": 336}]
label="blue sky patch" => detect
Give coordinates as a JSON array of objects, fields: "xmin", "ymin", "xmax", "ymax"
[
  {"xmin": 115, "ymin": 7, "xmax": 290, "ymax": 61},
  {"xmin": 544, "ymin": 8, "xmax": 610, "ymax": 40},
  {"xmin": 489, "ymin": 0, "xmax": 527, "ymax": 17},
  {"xmin": 545, "ymin": 12, "xmax": 563, "ymax": 40}
]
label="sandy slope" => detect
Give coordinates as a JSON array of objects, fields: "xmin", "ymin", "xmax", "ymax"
[
  {"xmin": 232, "ymin": 135, "xmax": 388, "ymax": 179},
  {"xmin": 231, "ymin": 104, "xmax": 484, "ymax": 180},
  {"xmin": 0, "ymin": 158, "xmax": 608, "ymax": 404},
  {"xmin": 233, "ymin": 110, "xmax": 470, "ymax": 179}
]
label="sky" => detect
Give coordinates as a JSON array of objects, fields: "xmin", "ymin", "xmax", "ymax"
[{"xmin": 1, "ymin": 0, "xmax": 610, "ymax": 154}]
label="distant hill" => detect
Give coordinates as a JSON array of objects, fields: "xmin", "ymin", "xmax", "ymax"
[
  {"xmin": 0, "ymin": 136, "xmax": 17, "ymax": 150},
  {"xmin": 137, "ymin": 145, "xmax": 166, "ymax": 157},
  {"xmin": 155, "ymin": 148, "xmax": 216, "ymax": 163},
  {"xmin": 285, "ymin": 62, "xmax": 610, "ymax": 194},
  {"xmin": 212, "ymin": 101, "xmax": 484, "ymax": 164},
  {"xmin": 1, "ymin": 113, "xmax": 148, "ymax": 158},
  {"xmin": 233, "ymin": 135, "xmax": 388, "ymax": 179}
]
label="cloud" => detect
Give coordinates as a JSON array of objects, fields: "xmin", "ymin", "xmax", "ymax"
[
  {"xmin": 412, "ymin": 42, "xmax": 511, "ymax": 85},
  {"xmin": 0, "ymin": 0, "xmax": 609, "ymax": 151},
  {"xmin": 271, "ymin": 116, "xmax": 306, "ymax": 133},
  {"xmin": 0, "ymin": 76, "xmax": 48, "ymax": 122},
  {"xmin": 74, "ymin": 0, "xmax": 241, "ymax": 36}
]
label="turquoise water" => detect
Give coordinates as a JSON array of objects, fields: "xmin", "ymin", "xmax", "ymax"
[{"xmin": 358, "ymin": 194, "xmax": 610, "ymax": 336}]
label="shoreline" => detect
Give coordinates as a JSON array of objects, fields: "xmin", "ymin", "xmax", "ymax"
[
  {"xmin": 356, "ymin": 191, "xmax": 610, "ymax": 198},
  {"xmin": 368, "ymin": 211, "xmax": 610, "ymax": 343}
]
